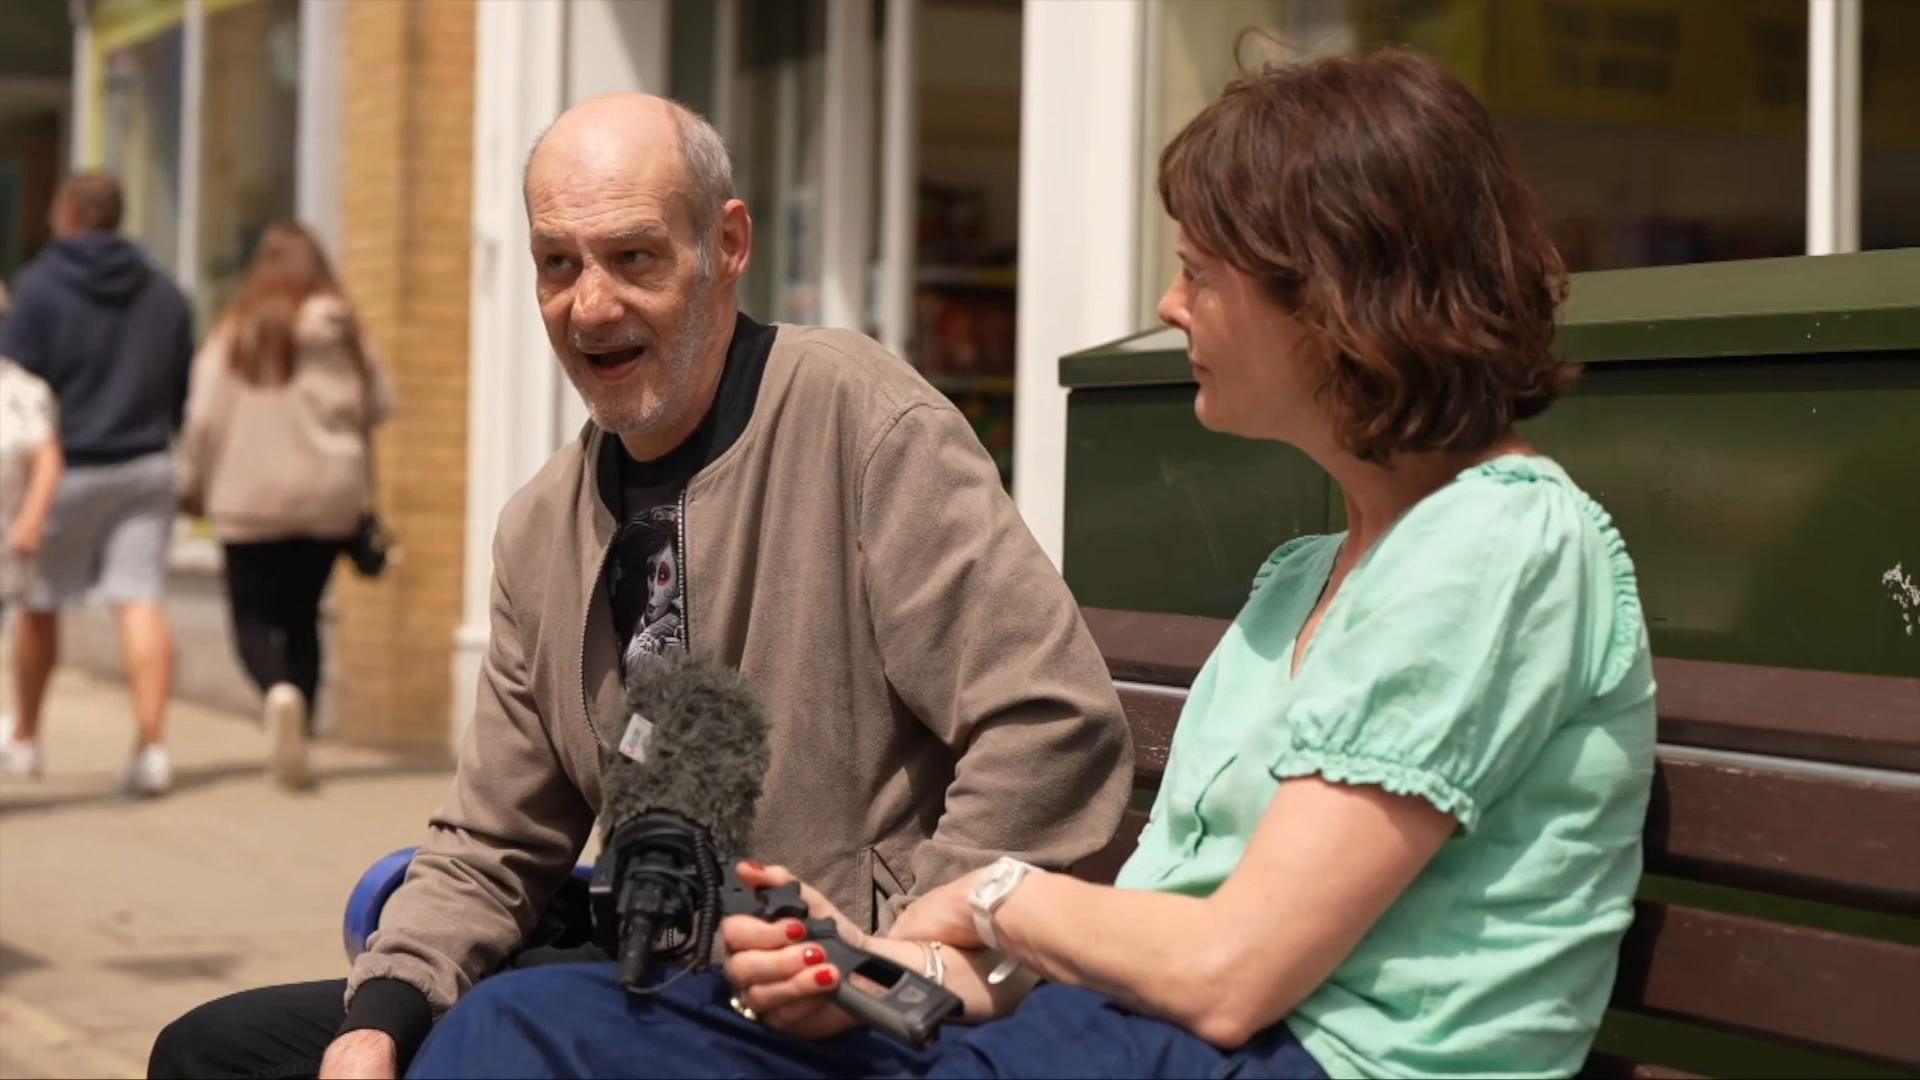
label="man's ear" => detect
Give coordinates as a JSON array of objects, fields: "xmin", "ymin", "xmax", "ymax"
[{"xmin": 715, "ymin": 199, "xmax": 752, "ymax": 285}]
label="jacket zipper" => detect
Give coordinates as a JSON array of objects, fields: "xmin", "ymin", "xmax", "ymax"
[
  {"xmin": 676, "ymin": 488, "xmax": 691, "ymax": 651},
  {"xmin": 580, "ymin": 531, "xmax": 617, "ymax": 748}
]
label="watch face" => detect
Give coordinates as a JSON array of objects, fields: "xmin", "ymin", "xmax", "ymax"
[
  {"xmin": 971, "ymin": 865, "xmax": 997, "ymax": 902},
  {"xmin": 974, "ymin": 859, "xmax": 1019, "ymax": 905}
]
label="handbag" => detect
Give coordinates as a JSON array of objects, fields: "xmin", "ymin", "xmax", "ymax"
[
  {"xmin": 345, "ymin": 511, "xmax": 394, "ymax": 578},
  {"xmin": 346, "ymin": 337, "xmax": 396, "ymax": 579}
]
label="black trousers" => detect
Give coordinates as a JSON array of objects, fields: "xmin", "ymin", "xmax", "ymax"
[
  {"xmin": 148, "ymin": 881, "xmax": 603, "ymax": 1078},
  {"xmin": 148, "ymin": 978, "xmax": 347, "ymax": 1079},
  {"xmin": 222, "ymin": 539, "xmax": 340, "ymax": 717}
]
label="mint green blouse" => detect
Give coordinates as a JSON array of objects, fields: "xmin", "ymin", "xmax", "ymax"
[{"xmin": 1115, "ymin": 455, "xmax": 1657, "ymax": 1079}]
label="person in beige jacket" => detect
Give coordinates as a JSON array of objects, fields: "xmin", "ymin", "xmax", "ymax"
[
  {"xmin": 149, "ymin": 96, "xmax": 1129, "ymax": 1080},
  {"xmin": 179, "ymin": 222, "xmax": 393, "ymax": 790}
]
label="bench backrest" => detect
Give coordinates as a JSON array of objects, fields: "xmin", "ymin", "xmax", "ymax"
[{"xmin": 1074, "ymin": 607, "xmax": 1920, "ymax": 1078}]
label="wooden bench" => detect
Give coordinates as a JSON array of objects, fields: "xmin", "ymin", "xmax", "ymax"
[{"xmin": 1070, "ymin": 607, "xmax": 1920, "ymax": 1079}]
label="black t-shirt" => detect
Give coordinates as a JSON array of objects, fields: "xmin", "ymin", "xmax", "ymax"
[{"xmin": 598, "ymin": 312, "xmax": 777, "ymax": 657}]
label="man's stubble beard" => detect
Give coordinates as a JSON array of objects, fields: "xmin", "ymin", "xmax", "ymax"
[{"xmin": 578, "ymin": 284, "xmax": 720, "ymax": 440}]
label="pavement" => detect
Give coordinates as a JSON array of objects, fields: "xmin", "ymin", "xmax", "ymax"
[{"xmin": 0, "ymin": 667, "xmax": 454, "ymax": 1079}]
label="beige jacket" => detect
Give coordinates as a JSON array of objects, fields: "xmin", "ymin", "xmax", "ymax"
[
  {"xmin": 350, "ymin": 325, "xmax": 1131, "ymax": 1014},
  {"xmin": 180, "ymin": 294, "xmax": 393, "ymax": 542}
]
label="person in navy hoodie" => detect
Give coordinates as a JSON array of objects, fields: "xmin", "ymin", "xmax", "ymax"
[{"xmin": 0, "ymin": 172, "xmax": 194, "ymax": 795}]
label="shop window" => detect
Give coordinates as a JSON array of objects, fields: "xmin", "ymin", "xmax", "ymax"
[
  {"xmin": 732, "ymin": 0, "xmax": 830, "ymax": 326},
  {"xmin": 198, "ymin": 0, "xmax": 301, "ymax": 325},
  {"xmin": 1141, "ymin": 0, "xmax": 1828, "ymax": 306},
  {"xmin": 672, "ymin": 0, "xmax": 1021, "ymax": 486},
  {"xmin": 1861, "ymin": 0, "xmax": 1920, "ymax": 251},
  {"xmin": 913, "ymin": 0, "xmax": 1020, "ymax": 485},
  {"xmin": 102, "ymin": 24, "xmax": 185, "ymax": 277}
]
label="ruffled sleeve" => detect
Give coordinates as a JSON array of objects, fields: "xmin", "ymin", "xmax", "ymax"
[{"xmin": 1269, "ymin": 463, "xmax": 1607, "ymax": 832}]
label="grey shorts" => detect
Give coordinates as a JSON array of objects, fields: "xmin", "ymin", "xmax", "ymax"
[{"xmin": 22, "ymin": 451, "xmax": 177, "ymax": 610}]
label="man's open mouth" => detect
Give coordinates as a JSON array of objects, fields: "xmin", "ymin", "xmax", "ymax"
[{"xmin": 583, "ymin": 345, "xmax": 646, "ymax": 381}]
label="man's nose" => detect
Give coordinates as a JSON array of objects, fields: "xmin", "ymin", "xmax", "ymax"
[{"xmin": 571, "ymin": 266, "xmax": 623, "ymax": 331}]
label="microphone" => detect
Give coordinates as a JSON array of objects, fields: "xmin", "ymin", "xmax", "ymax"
[
  {"xmin": 590, "ymin": 653, "xmax": 769, "ymax": 990},
  {"xmin": 591, "ymin": 653, "xmax": 963, "ymax": 1048}
]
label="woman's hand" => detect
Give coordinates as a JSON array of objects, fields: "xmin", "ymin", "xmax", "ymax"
[
  {"xmin": 889, "ymin": 867, "xmax": 990, "ymax": 950},
  {"xmin": 719, "ymin": 862, "xmax": 863, "ymax": 1040}
]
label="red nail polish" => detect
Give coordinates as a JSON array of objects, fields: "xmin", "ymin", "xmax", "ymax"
[
  {"xmin": 801, "ymin": 946, "xmax": 824, "ymax": 966},
  {"xmin": 784, "ymin": 921, "xmax": 807, "ymax": 941},
  {"xmin": 814, "ymin": 968, "xmax": 836, "ymax": 988}
]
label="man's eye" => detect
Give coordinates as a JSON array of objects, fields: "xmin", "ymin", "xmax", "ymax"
[
  {"xmin": 542, "ymin": 254, "xmax": 575, "ymax": 273},
  {"xmin": 618, "ymin": 250, "xmax": 652, "ymax": 267}
]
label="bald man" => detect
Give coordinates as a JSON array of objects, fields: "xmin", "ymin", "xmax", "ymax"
[{"xmin": 149, "ymin": 96, "xmax": 1129, "ymax": 1080}]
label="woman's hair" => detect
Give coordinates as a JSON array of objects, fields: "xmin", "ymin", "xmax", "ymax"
[
  {"xmin": 224, "ymin": 221, "xmax": 361, "ymax": 386},
  {"xmin": 1158, "ymin": 47, "xmax": 1572, "ymax": 462}
]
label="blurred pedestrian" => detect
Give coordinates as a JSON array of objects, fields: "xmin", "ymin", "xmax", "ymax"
[
  {"xmin": 0, "ymin": 283, "xmax": 66, "ymax": 778},
  {"xmin": 0, "ymin": 173, "xmax": 194, "ymax": 795},
  {"xmin": 180, "ymin": 222, "xmax": 393, "ymax": 789}
]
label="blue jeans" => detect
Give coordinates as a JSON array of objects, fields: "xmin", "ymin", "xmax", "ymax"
[{"xmin": 408, "ymin": 964, "xmax": 1328, "ymax": 1079}]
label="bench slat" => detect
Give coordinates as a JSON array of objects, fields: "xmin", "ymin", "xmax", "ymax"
[
  {"xmin": 1613, "ymin": 903, "xmax": 1920, "ymax": 1069},
  {"xmin": 1082, "ymin": 607, "xmax": 1226, "ymax": 686},
  {"xmin": 1084, "ymin": 608, "xmax": 1920, "ymax": 773},
  {"xmin": 1653, "ymin": 657, "xmax": 1920, "ymax": 772},
  {"xmin": 1115, "ymin": 682, "xmax": 1919, "ymax": 909},
  {"xmin": 1647, "ymin": 753, "xmax": 1920, "ymax": 910},
  {"xmin": 1581, "ymin": 1056, "xmax": 1705, "ymax": 1080},
  {"xmin": 1070, "ymin": 847, "xmax": 1920, "ymax": 1072},
  {"xmin": 1113, "ymin": 681, "xmax": 1181, "ymax": 785},
  {"xmin": 1072, "ymin": 827, "xmax": 1920, "ymax": 1068}
]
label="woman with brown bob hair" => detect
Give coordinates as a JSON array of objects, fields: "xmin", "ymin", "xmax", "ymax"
[
  {"xmin": 180, "ymin": 222, "xmax": 393, "ymax": 790},
  {"xmin": 410, "ymin": 49, "xmax": 1655, "ymax": 1079}
]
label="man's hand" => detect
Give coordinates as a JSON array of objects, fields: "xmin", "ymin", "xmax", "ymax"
[{"xmin": 319, "ymin": 1030, "xmax": 398, "ymax": 1080}]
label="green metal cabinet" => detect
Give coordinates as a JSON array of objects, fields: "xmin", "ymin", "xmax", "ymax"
[{"xmin": 1061, "ymin": 249, "xmax": 1920, "ymax": 678}]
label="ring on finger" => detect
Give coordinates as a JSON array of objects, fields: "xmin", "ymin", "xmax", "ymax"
[{"xmin": 729, "ymin": 994, "xmax": 759, "ymax": 1023}]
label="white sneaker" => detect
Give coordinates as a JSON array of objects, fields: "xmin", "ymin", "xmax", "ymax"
[
  {"xmin": 266, "ymin": 683, "xmax": 310, "ymax": 790},
  {"xmin": 0, "ymin": 739, "xmax": 43, "ymax": 779},
  {"xmin": 123, "ymin": 744, "xmax": 172, "ymax": 796}
]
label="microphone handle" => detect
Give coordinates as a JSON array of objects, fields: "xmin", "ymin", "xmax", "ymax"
[
  {"xmin": 618, "ymin": 909, "xmax": 655, "ymax": 990},
  {"xmin": 617, "ymin": 872, "xmax": 665, "ymax": 991}
]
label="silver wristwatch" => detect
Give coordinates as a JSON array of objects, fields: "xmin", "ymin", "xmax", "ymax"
[{"xmin": 969, "ymin": 856, "xmax": 1037, "ymax": 951}]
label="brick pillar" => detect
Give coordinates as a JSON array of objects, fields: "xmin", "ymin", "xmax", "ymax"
[{"xmin": 331, "ymin": 1, "xmax": 475, "ymax": 749}]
